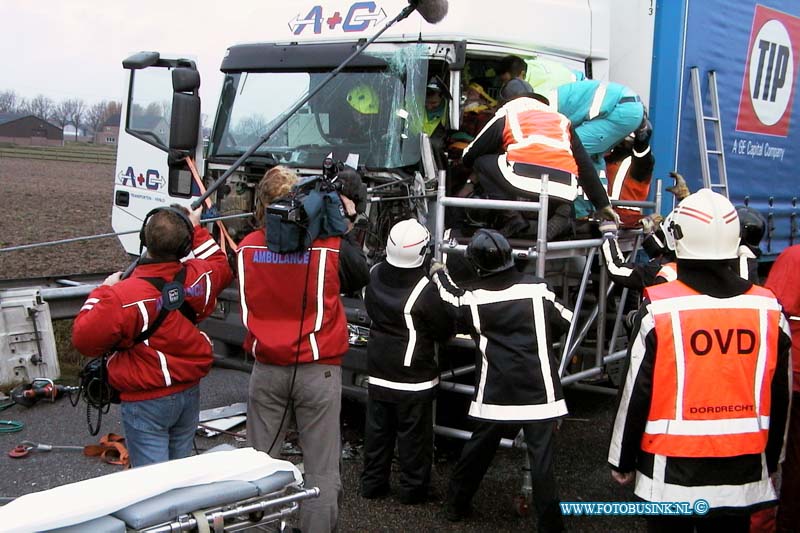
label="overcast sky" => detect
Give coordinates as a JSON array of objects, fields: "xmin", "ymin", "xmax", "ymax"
[{"xmin": 0, "ymin": 1, "xmax": 308, "ymax": 114}]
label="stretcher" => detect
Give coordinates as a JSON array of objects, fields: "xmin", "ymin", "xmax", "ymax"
[{"xmin": 0, "ymin": 446, "xmax": 317, "ymax": 533}]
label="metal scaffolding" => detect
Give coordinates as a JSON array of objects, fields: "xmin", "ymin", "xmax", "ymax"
[{"xmin": 430, "ymin": 169, "xmax": 661, "ymax": 449}]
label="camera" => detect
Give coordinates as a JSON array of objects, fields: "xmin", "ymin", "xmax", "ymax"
[
  {"xmin": 267, "ymin": 155, "xmax": 344, "ymax": 221},
  {"xmin": 266, "ymin": 195, "xmax": 306, "ymax": 223},
  {"xmin": 322, "ymin": 155, "xmax": 345, "ymax": 190},
  {"xmin": 265, "ymin": 157, "xmax": 354, "ymax": 253}
]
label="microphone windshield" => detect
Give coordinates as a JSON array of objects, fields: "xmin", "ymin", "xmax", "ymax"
[{"xmin": 413, "ymin": 0, "xmax": 448, "ymax": 24}]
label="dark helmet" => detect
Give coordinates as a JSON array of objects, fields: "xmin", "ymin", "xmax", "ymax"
[
  {"xmin": 466, "ymin": 229, "xmax": 515, "ymax": 276},
  {"xmin": 498, "ymin": 78, "xmax": 547, "ymax": 104},
  {"xmin": 736, "ymin": 206, "xmax": 767, "ymax": 248}
]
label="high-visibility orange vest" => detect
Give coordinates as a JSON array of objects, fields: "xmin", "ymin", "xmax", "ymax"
[
  {"xmin": 606, "ymin": 150, "xmax": 652, "ymax": 227},
  {"xmin": 503, "ymin": 105, "xmax": 578, "ymax": 176},
  {"xmin": 641, "ymin": 281, "xmax": 782, "ymax": 458},
  {"xmin": 656, "ymin": 261, "xmax": 677, "ymax": 283}
]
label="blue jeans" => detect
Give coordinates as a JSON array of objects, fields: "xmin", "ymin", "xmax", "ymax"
[{"xmin": 121, "ymin": 384, "xmax": 200, "ymax": 468}]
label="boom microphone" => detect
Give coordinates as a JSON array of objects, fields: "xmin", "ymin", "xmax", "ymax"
[{"xmin": 410, "ymin": 0, "xmax": 449, "ymax": 24}]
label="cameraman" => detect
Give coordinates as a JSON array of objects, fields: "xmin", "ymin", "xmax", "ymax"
[
  {"xmin": 238, "ymin": 166, "xmax": 369, "ymax": 533},
  {"xmin": 72, "ymin": 206, "xmax": 233, "ymax": 467}
]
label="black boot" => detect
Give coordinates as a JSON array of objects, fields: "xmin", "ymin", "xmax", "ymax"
[
  {"xmin": 497, "ymin": 211, "xmax": 529, "ymax": 237},
  {"xmin": 545, "ymin": 203, "xmax": 574, "ymax": 241}
]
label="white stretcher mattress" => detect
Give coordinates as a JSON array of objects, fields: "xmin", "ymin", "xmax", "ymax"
[{"xmin": 0, "ymin": 447, "xmax": 301, "ymax": 533}]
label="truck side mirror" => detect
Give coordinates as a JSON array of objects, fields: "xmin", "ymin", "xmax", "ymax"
[{"xmin": 169, "ymin": 67, "xmax": 201, "ymax": 151}]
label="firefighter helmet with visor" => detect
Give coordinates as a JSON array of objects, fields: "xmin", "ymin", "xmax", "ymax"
[
  {"xmin": 736, "ymin": 206, "xmax": 767, "ymax": 248},
  {"xmin": 386, "ymin": 219, "xmax": 430, "ymax": 268},
  {"xmin": 346, "ymin": 84, "xmax": 379, "ymax": 115},
  {"xmin": 669, "ymin": 189, "xmax": 740, "ymax": 260},
  {"xmin": 466, "ymin": 229, "xmax": 515, "ymax": 276}
]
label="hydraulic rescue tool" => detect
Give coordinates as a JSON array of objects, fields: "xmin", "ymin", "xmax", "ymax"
[{"xmin": 9, "ymin": 378, "xmax": 79, "ymax": 408}]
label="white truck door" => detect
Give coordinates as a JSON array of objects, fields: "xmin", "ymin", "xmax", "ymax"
[{"xmin": 112, "ymin": 52, "xmax": 204, "ymax": 255}]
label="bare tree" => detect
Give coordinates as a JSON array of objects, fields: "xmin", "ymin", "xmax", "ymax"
[
  {"xmin": 86, "ymin": 100, "xmax": 109, "ymax": 137},
  {"xmin": 0, "ymin": 90, "xmax": 18, "ymax": 113},
  {"xmin": 234, "ymin": 114, "xmax": 269, "ymax": 145},
  {"xmin": 144, "ymin": 101, "xmax": 163, "ymax": 117},
  {"xmin": 15, "ymin": 96, "xmax": 28, "ymax": 115},
  {"xmin": 70, "ymin": 99, "xmax": 86, "ymax": 141},
  {"xmin": 52, "ymin": 99, "xmax": 77, "ymax": 132},
  {"xmin": 27, "ymin": 95, "xmax": 54, "ymax": 121},
  {"xmin": 106, "ymin": 101, "xmax": 122, "ymax": 118},
  {"xmin": 158, "ymin": 99, "xmax": 172, "ymax": 121}
]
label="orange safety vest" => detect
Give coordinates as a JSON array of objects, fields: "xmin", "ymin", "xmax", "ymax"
[
  {"xmin": 656, "ymin": 261, "xmax": 677, "ymax": 283},
  {"xmin": 641, "ymin": 281, "xmax": 782, "ymax": 458},
  {"xmin": 499, "ymin": 99, "xmax": 579, "ymax": 202},
  {"xmin": 606, "ymin": 150, "xmax": 652, "ymax": 227}
]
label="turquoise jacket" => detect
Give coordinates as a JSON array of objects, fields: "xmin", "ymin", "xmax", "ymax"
[{"xmin": 551, "ymin": 80, "xmax": 638, "ymax": 126}]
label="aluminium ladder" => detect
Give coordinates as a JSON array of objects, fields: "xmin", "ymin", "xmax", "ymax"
[{"xmin": 690, "ymin": 67, "xmax": 729, "ymax": 198}]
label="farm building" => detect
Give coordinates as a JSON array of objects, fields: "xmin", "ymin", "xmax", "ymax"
[
  {"xmin": 94, "ymin": 113, "xmax": 120, "ymax": 145},
  {"xmin": 0, "ymin": 113, "xmax": 63, "ymax": 146}
]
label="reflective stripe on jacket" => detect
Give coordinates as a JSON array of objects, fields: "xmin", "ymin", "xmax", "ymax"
[
  {"xmin": 73, "ymin": 227, "xmax": 233, "ymax": 402},
  {"xmin": 238, "ymin": 232, "xmax": 348, "ymax": 365},
  {"xmin": 641, "ymin": 281, "xmax": 783, "ymax": 457},
  {"xmin": 656, "ymin": 262, "xmax": 678, "ymax": 283},
  {"xmin": 432, "ymin": 268, "xmax": 572, "ymax": 422},
  {"xmin": 365, "ymin": 263, "xmax": 455, "ymax": 402},
  {"xmin": 606, "ymin": 146, "xmax": 654, "ymax": 226},
  {"xmin": 499, "ymin": 98, "xmax": 579, "ymax": 201},
  {"xmin": 552, "ymin": 80, "xmax": 634, "ymax": 126}
]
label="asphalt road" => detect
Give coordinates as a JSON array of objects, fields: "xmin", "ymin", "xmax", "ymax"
[{"xmin": 0, "ymin": 368, "xmax": 645, "ymax": 532}]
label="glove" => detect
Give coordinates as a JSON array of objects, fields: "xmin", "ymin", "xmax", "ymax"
[
  {"xmin": 596, "ymin": 206, "xmax": 619, "ymax": 239},
  {"xmin": 429, "ymin": 260, "xmax": 446, "ymax": 277},
  {"xmin": 667, "ymin": 172, "xmax": 690, "ymax": 201},
  {"xmin": 102, "ymin": 271, "xmax": 123, "ymax": 287},
  {"xmin": 639, "ymin": 213, "xmax": 664, "ymax": 235},
  {"xmin": 598, "ymin": 219, "xmax": 618, "ymax": 239},
  {"xmin": 597, "ymin": 205, "xmax": 621, "ymax": 226}
]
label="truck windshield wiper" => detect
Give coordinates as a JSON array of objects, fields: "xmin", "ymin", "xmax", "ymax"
[{"xmin": 209, "ymin": 152, "xmax": 278, "ymax": 166}]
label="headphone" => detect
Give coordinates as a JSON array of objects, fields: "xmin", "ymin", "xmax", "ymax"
[{"xmin": 139, "ymin": 206, "xmax": 194, "ymax": 259}]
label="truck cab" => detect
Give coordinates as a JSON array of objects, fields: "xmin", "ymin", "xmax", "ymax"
[{"xmin": 111, "ymin": 0, "xmax": 618, "ymax": 396}]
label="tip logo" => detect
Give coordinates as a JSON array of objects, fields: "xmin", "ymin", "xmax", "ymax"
[{"xmin": 736, "ymin": 5, "xmax": 800, "ymax": 136}]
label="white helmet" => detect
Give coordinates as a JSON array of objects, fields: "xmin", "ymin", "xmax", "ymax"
[
  {"xmin": 386, "ymin": 219, "xmax": 430, "ymax": 268},
  {"xmin": 669, "ymin": 189, "xmax": 739, "ymax": 260}
]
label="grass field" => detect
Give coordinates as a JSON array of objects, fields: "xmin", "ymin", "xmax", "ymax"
[
  {"xmin": 0, "ymin": 153, "xmax": 126, "ymax": 381},
  {"xmin": 0, "ymin": 157, "xmax": 128, "ymax": 279},
  {"xmin": 0, "ymin": 143, "xmax": 116, "ymax": 165},
  {"xmin": 53, "ymin": 320, "xmax": 83, "ymax": 382}
]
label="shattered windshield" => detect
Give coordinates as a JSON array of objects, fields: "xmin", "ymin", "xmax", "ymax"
[{"xmin": 209, "ymin": 45, "xmax": 428, "ymax": 169}]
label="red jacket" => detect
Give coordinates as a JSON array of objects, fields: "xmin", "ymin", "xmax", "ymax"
[
  {"xmin": 72, "ymin": 227, "xmax": 233, "ymax": 401},
  {"xmin": 237, "ymin": 231, "xmax": 349, "ymax": 366},
  {"xmin": 766, "ymin": 244, "xmax": 800, "ymax": 392}
]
